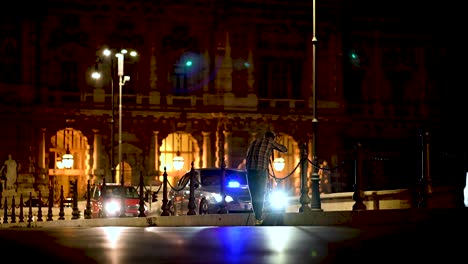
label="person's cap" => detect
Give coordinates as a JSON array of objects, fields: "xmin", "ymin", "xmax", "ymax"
[{"xmin": 264, "ymin": 131, "xmax": 276, "ymax": 138}]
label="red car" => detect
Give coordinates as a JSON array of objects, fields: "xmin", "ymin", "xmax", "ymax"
[{"xmin": 89, "ymin": 183, "xmax": 147, "ymax": 218}]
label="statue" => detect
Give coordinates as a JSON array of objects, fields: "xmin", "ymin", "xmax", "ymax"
[{"xmin": 0, "ymin": 154, "xmax": 18, "ymax": 190}]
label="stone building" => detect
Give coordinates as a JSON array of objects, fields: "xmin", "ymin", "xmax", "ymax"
[{"xmin": 0, "ymin": 1, "xmax": 463, "ymax": 201}]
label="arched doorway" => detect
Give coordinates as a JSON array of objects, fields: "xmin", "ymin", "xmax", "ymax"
[
  {"xmin": 115, "ymin": 161, "xmax": 132, "ymax": 185},
  {"xmin": 270, "ymin": 133, "xmax": 300, "ymax": 196},
  {"xmin": 48, "ymin": 128, "xmax": 89, "ymax": 201},
  {"xmin": 159, "ymin": 132, "xmax": 200, "ymax": 185}
]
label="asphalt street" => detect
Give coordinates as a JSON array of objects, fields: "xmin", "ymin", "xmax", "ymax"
[{"xmin": 0, "ymin": 223, "xmax": 465, "ymax": 264}]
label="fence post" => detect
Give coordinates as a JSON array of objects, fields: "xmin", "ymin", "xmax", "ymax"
[
  {"xmin": 19, "ymin": 194, "xmax": 24, "ymax": 222},
  {"xmin": 11, "ymin": 196, "xmax": 16, "ymax": 223},
  {"xmin": 218, "ymin": 160, "xmax": 228, "ymax": 214},
  {"xmin": 417, "ymin": 129, "xmax": 432, "ymax": 208},
  {"xmin": 187, "ymin": 162, "xmax": 196, "ymax": 215},
  {"xmin": 310, "ymin": 152, "xmax": 322, "ymax": 211},
  {"xmin": 299, "ymin": 142, "xmax": 311, "ymax": 212},
  {"xmin": 138, "ymin": 172, "xmax": 146, "ymax": 217},
  {"xmin": 27, "ymin": 192, "xmax": 33, "ymax": 224},
  {"xmin": 161, "ymin": 167, "xmax": 170, "ymax": 216},
  {"xmin": 37, "ymin": 191, "xmax": 43, "ymax": 221},
  {"xmin": 3, "ymin": 197, "xmax": 7, "ymax": 223},
  {"xmin": 59, "ymin": 186, "xmax": 65, "ymax": 220},
  {"xmin": 47, "ymin": 184, "xmax": 54, "ymax": 221},
  {"xmin": 84, "ymin": 179, "xmax": 92, "ymax": 219},
  {"xmin": 72, "ymin": 179, "xmax": 80, "ymax": 219},
  {"xmin": 352, "ymin": 142, "xmax": 367, "ymax": 210}
]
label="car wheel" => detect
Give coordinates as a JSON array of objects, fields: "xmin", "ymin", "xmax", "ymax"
[
  {"xmin": 167, "ymin": 201, "xmax": 176, "ymax": 216},
  {"xmin": 199, "ymin": 198, "xmax": 209, "ymax": 215}
]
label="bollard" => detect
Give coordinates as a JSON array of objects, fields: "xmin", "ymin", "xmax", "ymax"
[
  {"xmin": 417, "ymin": 129, "xmax": 432, "ymax": 208},
  {"xmin": 11, "ymin": 196, "xmax": 16, "ymax": 223},
  {"xmin": 37, "ymin": 190, "xmax": 43, "ymax": 222},
  {"xmin": 218, "ymin": 160, "xmax": 227, "ymax": 214},
  {"xmin": 3, "ymin": 197, "xmax": 7, "ymax": 223},
  {"xmin": 352, "ymin": 142, "xmax": 367, "ymax": 210},
  {"xmin": 217, "ymin": 123, "xmax": 227, "ymax": 214},
  {"xmin": 120, "ymin": 182, "xmax": 126, "ymax": 218},
  {"xmin": 84, "ymin": 179, "xmax": 92, "ymax": 219},
  {"xmin": 47, "ymin": 184, "xmax": 54, "ymax": 221},
  {"xmin": 19, "ymin": 194, "xmax": 24, "ymax": 223},
  {"xmin": 27, "ymin": 192, "xmax": 33, "ymax": 225},
  {"xmin": 138, "ymin": 172, "xmax": 146, "ymax": 217},
  {"xmin": 299, "ymin": 142, "xmax": 311, "ymax": 212},
  {"xmin": 187, "ymin": 162, "xmax": 196, "ymax": 215},
  {"xmin": 161, "ymin": 167, "xmax": 170, "ymax": 216},
  {"xmin": 72, "ymin": 179, "xmax": 80, "ymax": 219},
  {"xmin": 59, "ymin": 186, "xmax": 65, "ymax": 220}
]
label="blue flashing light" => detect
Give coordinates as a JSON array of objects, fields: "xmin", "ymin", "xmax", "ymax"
[{"xmin": 227, "ymin": 181, "xmax": 240, "ymax": 188}]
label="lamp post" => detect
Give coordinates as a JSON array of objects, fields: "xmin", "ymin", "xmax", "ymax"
[
  {"xmin": 92, "ymin": 52, "xmax": 115, "ymax": 182},
  {"xmin": 92, "ymin": 48, "xmax": 137, "ymax": 184},
  {"xmin": 103, "ymin": 49, "xmax": 116, "ymax": 183},
  {"xmin": 116, "ymin": 49, "xmax": 137, "ymax": 185},
  {"xmin": 310, "ymin": 0, "xmax": 322, "ymax": 211}
]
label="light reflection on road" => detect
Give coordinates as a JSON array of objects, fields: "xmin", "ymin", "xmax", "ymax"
[{"xmin": 0, "ymin": 226, "xmax": 370, "ymax": 264}]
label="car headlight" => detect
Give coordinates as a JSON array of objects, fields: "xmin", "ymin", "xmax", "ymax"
[
  {"xmin": 269, "ymin": 190, "xmax": 288, "ymax": 210},
  {"xmin": 212, "ymin": 194, "xmax": 233, "ymax": 203},
  {"xmin": 105, "ymin": 200, "xmax": 121, "ymax": 215},
  {"xmin": 225, "ymin": 195, "xmax": 233, "ymax": 202}
]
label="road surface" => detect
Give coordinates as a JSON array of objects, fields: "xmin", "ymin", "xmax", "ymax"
[{"xmin": 0, "ymin": 223, "xmax": 464, "ymax": 263}]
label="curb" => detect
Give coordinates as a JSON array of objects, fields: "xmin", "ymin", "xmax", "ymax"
[{"xmin": 1, "ymin": 208, "xmax": 467, "ymax": 229}]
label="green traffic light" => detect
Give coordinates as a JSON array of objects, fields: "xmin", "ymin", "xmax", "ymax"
[{"xmin": 185, "ymin": 60, "xmax": 192, "ymax": 67}]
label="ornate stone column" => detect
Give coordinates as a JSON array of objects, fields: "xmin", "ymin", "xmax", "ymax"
[
  {"xmin": 216, "ymin": 124, "xmax": 224, "ymax": 168},
  {"xmin": 202, "ymin": 131, "xmax": 211, "ymax": 168},
  {"xmin": 153, "ymin": 131, "xmax": 160, "ymax": 177},
  {"xmin": 92, "ymin": 129, "xmax": 104, "ymax": 179},
  {"xmin": 39, "ymin": 128, "xmax": 47, "ymax": 171},
  {"xmin": 223, "ymin": 130, "xmax": 232, "ymax": 168}
]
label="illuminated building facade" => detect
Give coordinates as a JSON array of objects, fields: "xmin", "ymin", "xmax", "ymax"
[{"xmin": 0, "ymin": 1, "xmax": 463, "ymax": 198}]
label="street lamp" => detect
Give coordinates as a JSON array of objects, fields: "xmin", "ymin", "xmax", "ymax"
[
  {"xmin": 116, "ymin": 49, "xmax": 137, "ymax": 185},
  {"xmin": 273, "ymin": 157, "xmax": 285, "ymax": 172},
  {"xmin": 310, "ymin": 0, "xmax": 322, "ymax": 210},
  {"xmin": 57, "ymin": 129, "xmax": 73, "ymax": 169},
  {"xmin": 62, "ymin": 144, "xmax": 74, "ymax": 169},
  {"xmin": 92, "ymin": 52, "xmax": 116, "ymax": 182},
  {"xmin": 92, "ymin": 48, "xmax": 137, "ymax": 184}
]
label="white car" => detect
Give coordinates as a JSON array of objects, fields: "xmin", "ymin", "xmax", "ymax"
[{"xmin": 168, "ymin": 168, "xmax": 253, "ymax": 215}]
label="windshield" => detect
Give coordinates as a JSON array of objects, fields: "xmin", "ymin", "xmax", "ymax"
[
  {"xmin": 102, "ymin": 185, "xmax": 140, "ymax": 199},
  {"xmin": 200, "ymin": 169, "xmax": 247, "ymax": 186}
]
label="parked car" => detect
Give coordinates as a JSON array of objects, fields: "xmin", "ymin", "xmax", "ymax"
[
  {"xmin": 167, "ymin": 168, "xmax": 253, "ymax": 215},
  {"xmin": 89, "ymin": 183, "xmax": 147, "ymax": 218}
]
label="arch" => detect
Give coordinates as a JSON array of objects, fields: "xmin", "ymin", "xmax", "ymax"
[
  {"xmin": 270, "ymin": 133, "xmax": 301, "ymax": 196},
  {"xmin": 48, "ymin": 128, "xmax": 90, "ymax": 203},
  {"xmin": 159, "ymin": 132, "xmax": 200, "ymax": 181},
  {"xmin": 115, "ymin": 161, "xmax": 132, "ymax": 185}
]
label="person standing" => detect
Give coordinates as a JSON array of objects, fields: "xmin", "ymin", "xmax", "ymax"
[
  {"xmin": 0, "ymin": 154, "xmax": 18, "ymax": 190},
  {"xmin": 246, "ymin": 131, "xmax": 287, "ymax": 225}
]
